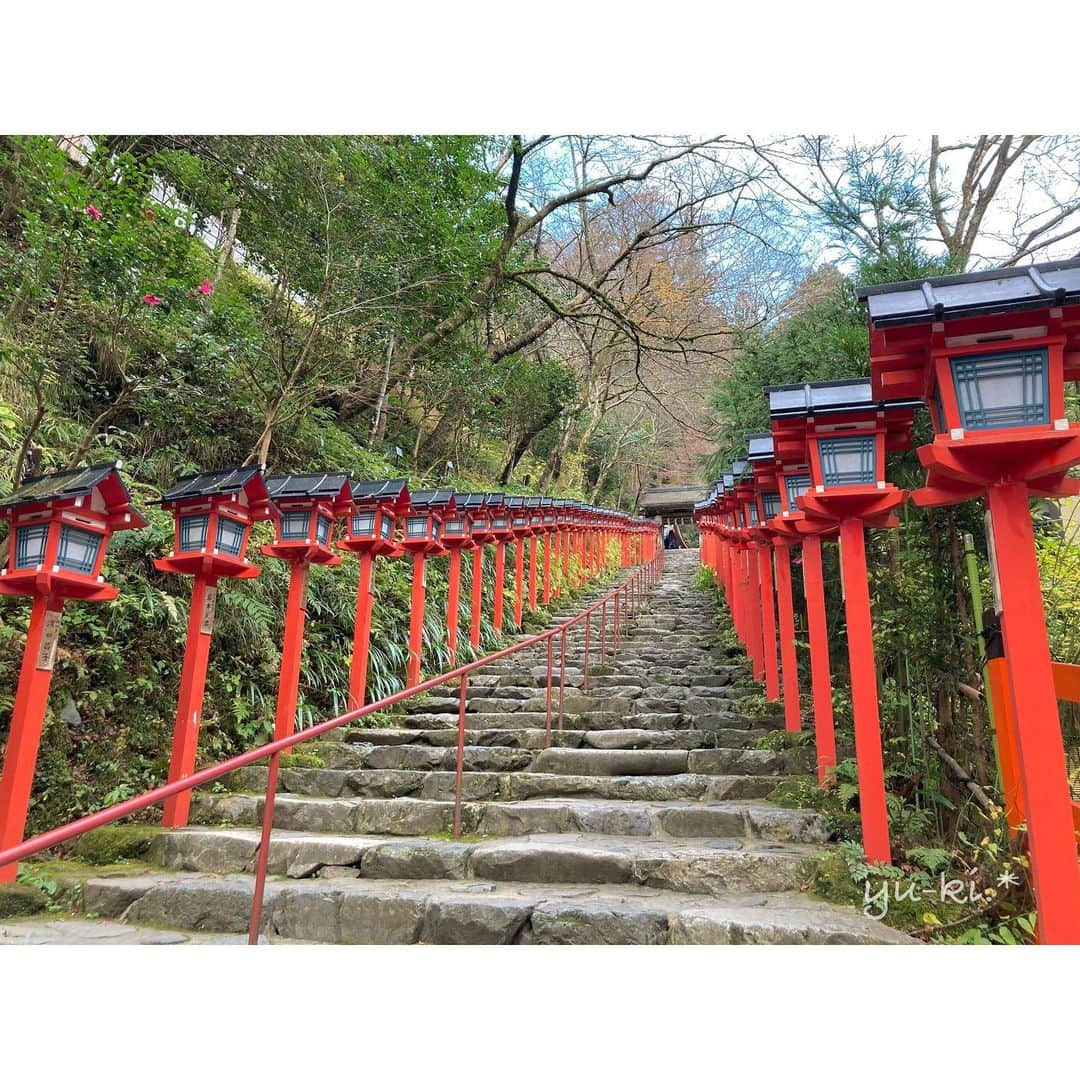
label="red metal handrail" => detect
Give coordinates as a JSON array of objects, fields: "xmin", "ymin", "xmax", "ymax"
[{"xmin": 0, "ymin": 547, "xmax": 664, "ymax": 943}]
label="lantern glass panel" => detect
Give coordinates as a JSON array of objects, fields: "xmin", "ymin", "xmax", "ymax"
[
  {"xmin": 56, "ymin": 525, "xmax": 102, "ymax": 575},
  {"xmin": 380, "ymin": 514, "xmax": 393, "ymax": 540},
  {"xmin": 216, "ymin": 517, "xmax": 246, "ymax": 557},
  {"xmin": 351, "ymin": 511, "xmax": 376, "ymax": 537},
  {"xmin": 493, "ymin": 516, "xmax": 508, "ymax": 529},
  {"xmin": 444, "ymin": 517, "xmax": 464, "ymax": 535},
  {"xmin": 748, "ymin": 503, "xmax": 759, "ymax": 525},
  {"xmin": 818, "ymin": 436, "xmax": 876, "ymax": 487},
  {"xmin": 949, "ymin": 348, "xmax": 1050, "ymax": 430},
  {"xmin": 14, "ymin": 523, "xmax": 49, "ymax": 569},
  {"xmin": 315, "ymin": 514, "xmax": 331, "ymax": 546},
  {"xmin": 762, "ymin": 492, "xmax": 782, "ymax": 519},
  {"xmin": 406, "ymin": 516, "xmax": 427, "ymax": 538},
  {"xmin": 280, "ymin": 510, "xmax": 311, "ymax": 541},
  {"xmin": 784, "ymin": 474, "xmax": 811, "ymax": 507},
  {"xmin": 179, "ymin": 513, "xmax": 209, "ymax": 551}
]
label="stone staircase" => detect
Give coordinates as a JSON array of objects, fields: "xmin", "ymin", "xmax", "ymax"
[{"xmin": 77, "ymin": 550, "xmax": 909, "ymax": 944}]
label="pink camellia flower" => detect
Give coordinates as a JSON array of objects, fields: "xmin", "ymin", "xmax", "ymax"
[
  {"xmin": 197, "ymin": 278, "xmax": 213, "ymax": 296},
  {"xmin": 142, "ymin": 294, "xmax": 162, "ymax": 306},
  {"xmin": 84, "ymin": 204, "xmax": 102, "ymax": 221}
]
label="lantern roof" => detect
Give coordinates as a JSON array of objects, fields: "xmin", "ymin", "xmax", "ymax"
[
  {"xmin": 524, "ymin": 496, "xmax": 542, "ymax": 508},
  {"xmin": 746, "ymin": 433, "xmax": 774, "ymax": 462},
  {"xmin": 539, "ymin": 497, "xmax": 553, "ymax": 508},
  {"xmin": 506, "ymin": 495, "xmax": 527, "ymax": 509},
  {"xmin": 459, "ymin": 492, "xmax": 489, "ymax": 510},
  {"xmin": 350, "ymin": 478, "xmax": 409, "ymax": 509},
  {"xmin": 485, "ymin": 492, "xmax": 507, "ymax": 509},
  {"xmin": 266, "ymin": 472, "xmax": 351, "ymax": 509},
  {"xmin": 161, "ymin": 467, "xmax": 266, "ymax": 504},
  {"xmin": 766, "ymin": 377, "xmax": 922, "ymax": 418},
  {"xmin": 409, "ymin": 489, "xmax": 455, "ymax": 511},
  {"xmin": 857, "ymin": 258, "xmax": 1080, "ymax": 328},
  {"xmin": 0, "ymin": 461, "xmax": 140, "ymax": 520}
]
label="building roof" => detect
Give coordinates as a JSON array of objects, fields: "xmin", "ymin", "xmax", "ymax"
[
  {"xmin": 639, "ymin": 485, "xmax": 708, "ymax": 513},
  {"xmin": 857, "ymin": 258, "xmax": 1080, "ymax": 327},
  {"xmin": 0, "ymin": 462, "xmax": 124, "ymax": 510}
]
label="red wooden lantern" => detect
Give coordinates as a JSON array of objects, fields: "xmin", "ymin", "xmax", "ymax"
[
  {"xmin": 338, "ymin": 479, "xmax": 409, "ymax": 710},
  {"xmin": 768, "ymin": 379, "xmax": 919, "ymax": 864},
  {"xmin": 401, "ymin": 489, "xmax": 454, "ymax": 686},
  {"xmin": 860, "ymin": 259, "xmax": 1080, "ymax": 942},
  {"xmin": 263, "ymin": 473, "xmax": 352, "ymax": 741},
  {"xmin": 154, "ymin": 467, "xmax": 272, "ymax": 827},
  {"xmin": 0, "ymin": 463, "xmax": 145, "ymax": 880}
]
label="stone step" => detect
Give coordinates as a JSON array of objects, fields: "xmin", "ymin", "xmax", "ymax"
[
  {"xmin": 81, "ymin": 869, "xmax": 913, "ymax": 944},
  {"xmin": 193, "ymin": 793, "xmax": 826, "ymax": 843},
  {"xmin": 320, "ymin": 726, "xmax": 765, "ymax": 753},
  {"xmin": 150, "ymin": 827, "xmax": 821, "ymax": 895},
  {"xmin": 230, "ymin": 764, "xmax": 783, "ymax": 803}
]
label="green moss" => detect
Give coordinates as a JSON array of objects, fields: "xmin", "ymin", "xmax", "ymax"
[
  {"xmin": 808, "ymin": 851, "xmax": 863, "ymax": 907},
  {"xmin": 69, "ymin": 825, "xmax": 161, "ymax": 865},
  {"xmin": 755, "ymin": 730, "xmax": 814, "ymax": 752},
  {"xmin": 280, "ymin": 750, "xmax": 325, "ymax": 770},
  {"xmin": 0, "ymin": 883, "xmax": 50, "ymax": 918}
]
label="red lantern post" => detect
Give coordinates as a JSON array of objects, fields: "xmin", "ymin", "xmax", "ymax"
[
  {"xmin": 526, "ymin": 497, "xmax": 543, "ymax": 611},
  {"xmin": 506, "ymin": 496, "xmax": 531, "ymax": 629},
  {"xmin": 746, "ymin": 435, "xmax": 783, "ymax": 702},
  {"xmin": 438, "ymin": 498, "xmax": 473, "ymax": 664},
  {"xmin": 338, "ymin": 479, "xmax": 409, "ymax": 710},
  {"xmin": 461, "ymin": 494, "xmax": 493, "ymax": 650},
  {"xmin": 154, "ymin": 467, "xmax": 273, "ymax": 828},
  {"xmin": 401, "ymin": 490, "xmax": 454, "ymax": 687},
  {"xmin": 0, "ymin": 463, "xmax": 145, "ymax": 880},
  {"xmin": 486, "ymin": 495, "xmax": 511, "ymax": 634},
  {"xmin": 769, "ymin": 379, "xmax": 920, "ymax": 864},
  {"xmin": 861, "ymin": 260, "xmax": 1080, "ymax": 941},
  {"xmin": 540, "ymin": 498, "xmax": 557, "ymax": 604},
  {"xmin": 262, "ymin": 473, "xmax": 352, "ymax": 740}
]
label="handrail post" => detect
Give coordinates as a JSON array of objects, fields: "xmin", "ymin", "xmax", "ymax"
[
  {"xmin": 558, "ymin": 628, "xmax": 567, "ymax": 732},
  {"xmin": 584, "ymin": 611, "xmax": 591, "ymax": 691},
  {"xmin": 545, "ymin": 636, "xmax": 554, "ymax": 748},
  {"xmin": 247, "ymin": 750, "xmax": 280, "ymax": 945},
  {"xmin": 600, "ymin": 599, "xmax": 607, "ymax": 669},
  {"xmin": 453, "ymin": 673, "xmax": 468, "ymax": 837}
]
